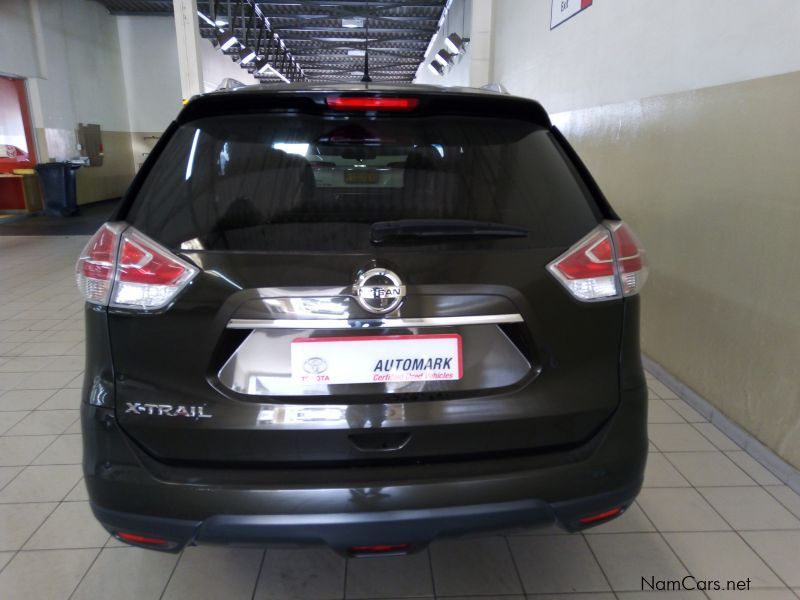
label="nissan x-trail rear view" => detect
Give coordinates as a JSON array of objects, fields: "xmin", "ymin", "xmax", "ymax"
[{"xmin": 77, "ymin": 84, "xmax": 649, "ymax": 556}]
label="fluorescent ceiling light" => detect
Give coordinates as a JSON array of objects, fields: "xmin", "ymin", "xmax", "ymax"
[
  {"xmin": 255, "ymin": 59, "xmax": 272, "ymax": 74},
  {"xmin": 445, "ymin": 32, "xmax": 469, "ymax": 54},
  {"xmin": 216, "ymin": 31, "xmax": 239, "ymax": 51},
  {"xmin": 197, "ymin": 10, "xmax": 228, "ymax": 29},
  {"xmin": 273, "ymin": 143, "xmax": 309, "ymax": 156},
  {"xmin": 435, "ymin": 49, "xmax": 455, "ymax": 66},
  {"xmin": 256, "ymin": 61, "xmax": 290, "ymax": 83},
  {"xmin": 197, "ymin": 11, "xmax": 215, "ymax": 27},
  {"xmin": 428, "ymin": 61, "xmax": 444, "ymax": 76},
  {"xmin": 239, "ymin": 47, "xmax": 257, "ymax": 64},
  {"xmin": 342, "ymin": 17, "xmax": 364, "ymax": 28},
  {"xmin": 185, "ymin": 129, "xmax": 201, "ymax": 180},
  {"xmin": 347, "ymin": 49, "xmax": 366, "ymax": 57},
  {"xmin": 317, "ymin": 37, "xmax": 376, "ymax": 43}
]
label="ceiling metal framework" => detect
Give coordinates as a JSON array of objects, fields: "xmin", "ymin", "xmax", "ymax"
[{"xmin": 93, "ymin": 0, "xmax": 447, "ymax": 83}]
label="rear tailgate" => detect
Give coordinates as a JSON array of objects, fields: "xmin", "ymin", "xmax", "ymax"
[
  {"xmin": 110, "ymin": 90, "xmax": 622, "ymax": 466},
  {"xmin": 110, "ymin": 248, "xmax": 622, "ymax": 465}
]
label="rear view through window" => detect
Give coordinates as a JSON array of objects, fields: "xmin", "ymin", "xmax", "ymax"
[{"xmin": 126, "ymin": 114, "xmax": 600, "ymax": 251}]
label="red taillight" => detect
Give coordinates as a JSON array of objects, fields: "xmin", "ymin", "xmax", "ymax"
[
  {"xmin": 116, "ymin": 531, "xmax": 168, "ymax": 546},
  {"xmin": 547, "ymin": 221, "xmax": 648, "ymax": 301},
  {"xmin": 76, "ymin": 223, "xmax": 122, "ymax": 305},
  {"xmin": 326, "ymin": 96, "xmax": 419, "ymax": 111},
  {"xmin": 609, "ymin": 222, "xmax": 647, "ymax": 296},
  {"xmin": 578, "ymin": 506, "xmax": 623, "ymax": 524},
  {"xmin": 76, "ymin": 224, "xmax": 198, "ymax": 311},
  {"xmin": 118, "ymin": 236, "xmax": 192, "ymax": 285},
  {"xmin": 348, "ymin": 544, "xmax": 411, "ymax": 556}
]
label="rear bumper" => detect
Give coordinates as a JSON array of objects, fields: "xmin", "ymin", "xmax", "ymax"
[
  {"xmin": 83, "ymin": 385, "xmax": 647, "ymax": 553},
  {"xmin": 92, "ymin": 480, "xmax": 641, "ymax": 554}
]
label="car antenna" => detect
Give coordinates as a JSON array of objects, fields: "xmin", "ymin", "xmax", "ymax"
[{"xmin": 361, "ymin": 2, "xmax": 372, "ymax": 83}]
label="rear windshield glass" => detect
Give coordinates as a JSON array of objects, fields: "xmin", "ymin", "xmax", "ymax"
[{"xmin": 126, "ymin": 113, "xmax": 599, "ymax": 251}]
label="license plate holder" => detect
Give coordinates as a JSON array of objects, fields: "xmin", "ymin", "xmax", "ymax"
[
  {"xmin": 291, "ymin": 334, "xmax": 462, "ymax": 384},
  {"xmin": 344, "ymin": 169, "xmax": 379, "ymax": 184}
]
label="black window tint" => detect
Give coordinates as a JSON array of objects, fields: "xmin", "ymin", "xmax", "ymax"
[{"xmin": 126, "ymin": 114, "xmax": 599, "ymax": 251}]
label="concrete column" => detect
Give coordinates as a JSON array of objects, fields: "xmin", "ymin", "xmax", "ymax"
[
  {"xmin": 172, "ymin": 0, "xmax": 204, "ymax": 99},
  {"xmin": 468, "ymin": 0, "xmax": 493, "ymax": 88}
]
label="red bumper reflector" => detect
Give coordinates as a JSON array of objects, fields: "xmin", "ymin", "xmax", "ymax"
[
  {"xmin": 578, "ymin": 506, "xmax": 623, "ymax": 524},
  {"xmin": 116, "ymin": 531, "xmax": 168, "ymax": 546},
  {"xmin": 349, "ymin": 543, "xmax": 411, "ymax": 555},
  {"xmin": 326, "ymin": 97, "xmax": 419, "ymax": 111}
]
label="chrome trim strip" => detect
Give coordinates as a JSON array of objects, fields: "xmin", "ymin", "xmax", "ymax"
[
  {"xmin": 250, "ymin": 391, "xmax": 542, "ymax": 429},
  {"xmin": 227, "ymin": 314, "xmax": 524, "ymax": 330}
]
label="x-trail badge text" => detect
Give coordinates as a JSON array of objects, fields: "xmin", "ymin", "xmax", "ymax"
[{"xmin": 353, "ymin": 268, "xmax": 406, "ymax": 314}]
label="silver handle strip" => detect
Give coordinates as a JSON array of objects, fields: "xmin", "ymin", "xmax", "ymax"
[{"xmin": 227, "ymin": 314, "xmax": 524, "ymax": 330}]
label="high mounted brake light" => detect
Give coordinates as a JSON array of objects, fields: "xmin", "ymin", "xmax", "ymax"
[
  {"xmin": 326, "ymin": 97, "xmax": 419, "ymax": 111},
  {"xmin": 547, "ymin": 221, "xmax": 648, "ymax": 302},
  {"xmin": 76, "ymin": 224, "xmax": 198, "ymax": 311}
]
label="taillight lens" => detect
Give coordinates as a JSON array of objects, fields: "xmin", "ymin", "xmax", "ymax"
[
  {"xmin": 76, "ymin": 224, "xmax": 198, "ymax": 311},
  {"xmin": 76, "ymin": 223, "xmax": 122, "ymax": 305},
  {"xmin": 547, "ymin": 221, "xmax": 648, "ymax": 302},
  {"xmin": 609, "ymin": 221, "xmax": 648, "ymax": 296}
]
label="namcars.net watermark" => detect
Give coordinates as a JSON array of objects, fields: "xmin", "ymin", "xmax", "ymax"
[{"xmin": 643, "ymin": 575, "xmax": 752, "ymax": 592}]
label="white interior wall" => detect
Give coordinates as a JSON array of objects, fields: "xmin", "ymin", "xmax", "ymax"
[
  {"xmin": 117, "ymin": 16, "xmax": 183, "ymax": 133},
  {"xmin": 414, "ymin": 0, "xmax": 493, "ymax": 88},
  {"xmin": 198, "ymin": 38, "xmax": 259, "ymax": 92},
  {"xmin": 0, "ymin": 0, "xmax": 40, "ymax": 79},
  {"xmin": 415, "ymin": 0, "xmax": 471, "ymax": 86},
  {"xmin": 31, "ymin": 0, "xmax": 129, "ymax": 131},
  {"xmin": 492, "ymin": 0, "xmax": 800, "ymax": 113}
]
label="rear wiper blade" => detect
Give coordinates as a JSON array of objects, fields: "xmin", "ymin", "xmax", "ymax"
[{"xmin": 370, "ymin": 219, "xmax": 528, "ymax": 244}]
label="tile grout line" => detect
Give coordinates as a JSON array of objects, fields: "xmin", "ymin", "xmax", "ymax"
[
  {"xmin": 157, "ymin": 546, "xmax": 185, "ymax": 600},
  {"xmin": 763, "ymin": 486, "xmax": 800, "ymax": 521},
  {"xmin": 342, "ymin": 550, "xmax": 349, "ymax": 599},
  {"xmin": 644, "ymin": 355, "xmax": 800, "ymax": 495},
  {"xmin": 501, "ymin": 535, "xmax": 530, "ymax": 597},
  {"xmin": 654, "ymin": 430, "xmax": 799, "ymax": 595},
  {"xmin": 0, "ymin": 401, "xmax": 84, "ymax": 579},
  {"xmin": 426, "ymin": 545, "xmax": 437, "ymax": 600},
  {"xmin": 0, "ymin": 500, "xmax": 63, "ymax": 582},
  {"xmin": 0, "ymin": 423, "xmax": 70, "ymax": 495},
  {"xmin": 630, "ymin": 493, "xmax": 714, "ymax": 600},
  {"xmin": 249, "ymin": 549, "xmax": 267, "ymax": 600},
  {"xmin": 577, "ymin": 531, "xmax": 616, "ymax": 596},
  {"xmin": 65, "ymin": 546, "xmax": 104, "ymax": 600},
  {"xmin": 660, "ymin": 449, "xmax": 759, "ymax": 488}
]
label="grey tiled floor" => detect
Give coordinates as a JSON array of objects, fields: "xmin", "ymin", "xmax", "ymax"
[{"xmin": 1, "ymin": 235, "xmax": 800, "ymax": 600}]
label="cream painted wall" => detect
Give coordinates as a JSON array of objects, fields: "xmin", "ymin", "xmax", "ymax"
[
  {"xmin": 489, "ymin": 1, "xmax": 800, "ymax": 468},
  {"xmin": 552, "ymin": 73, "xmax": 800, "ymax": 467}
]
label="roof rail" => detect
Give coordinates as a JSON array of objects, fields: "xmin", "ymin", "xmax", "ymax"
[{"xmin": 480, "ymin": 83, "xmax": 510, "ymax": 94}]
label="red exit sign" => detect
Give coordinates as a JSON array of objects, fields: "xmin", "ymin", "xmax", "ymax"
[{"xmin": 551, "ymin": 0, "xmax": 593, "ymax": 29}]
